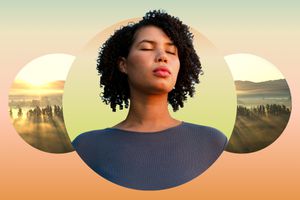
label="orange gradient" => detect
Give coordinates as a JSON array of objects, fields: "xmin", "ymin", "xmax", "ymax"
[{"xmin": 1, "ymin": 2, "xmax": 300, "ymax": 200}]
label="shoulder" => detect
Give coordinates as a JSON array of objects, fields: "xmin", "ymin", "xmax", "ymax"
[
  {"xmin": 182, "ymin": 122, "xmax": 228, "ymax": 149},
  {"xmin": 72, "ymin": 129, "xmax": 111, "ymax": 150}
]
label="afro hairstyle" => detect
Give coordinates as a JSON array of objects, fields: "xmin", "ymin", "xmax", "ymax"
[{"xmin": 96, "ymin": 10, "xmax": 202, "ymax": 112}]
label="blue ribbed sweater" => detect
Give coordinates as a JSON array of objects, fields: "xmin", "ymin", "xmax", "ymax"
[{"xmin": 72, "ymin": 122, "xmax": 227, "ymax": 190}]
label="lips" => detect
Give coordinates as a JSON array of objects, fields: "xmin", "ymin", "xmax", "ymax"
[{"xmin": 153, "ymin": 67, "xmax": 171, "ymax": 78}]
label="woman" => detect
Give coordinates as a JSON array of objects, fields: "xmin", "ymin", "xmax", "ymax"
[{"xmin": 72, "ymin": 10, "xmax": 227, "ymax": 190}]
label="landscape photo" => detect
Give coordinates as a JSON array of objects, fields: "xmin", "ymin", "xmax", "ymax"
[
  {"xmin": 226, "ymin": 79, "xmax": 291, "ymax": 153},
  {"xmin": 9, "ymin": 79, "xmax": 74, "ymax": 153}
]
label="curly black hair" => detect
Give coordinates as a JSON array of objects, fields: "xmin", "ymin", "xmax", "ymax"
[{"xmin": 96, "ymin": 10, "xmax": 202, "ymax": 112}]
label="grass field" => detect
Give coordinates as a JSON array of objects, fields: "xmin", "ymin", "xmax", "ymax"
[
  {"xmin": 226, "ymin": 112, "xmax": 290, "ymax": 153},
  {"xmin": 12, "ymin": 116, "xmax": 74, "ymax": 153}
]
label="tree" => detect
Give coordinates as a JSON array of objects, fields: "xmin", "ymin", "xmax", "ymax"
[{"xmin": 17, "ymin": 108, "xmax": 23, "ymax": 119}]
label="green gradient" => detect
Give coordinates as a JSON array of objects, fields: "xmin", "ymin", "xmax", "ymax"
[
  {"xmin": 2, "ymin": 1, "xmax": 299, "ymax": 32},
  {"xmin": 63, "ymin": 20, "xmax": 237, "ymax": 141}
]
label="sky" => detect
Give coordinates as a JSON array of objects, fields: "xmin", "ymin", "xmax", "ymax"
[
  {"xmin": 225, "ymin": 53, "xmax": 285, "ymax": 82},
  {"xmin": 14, "ymin": 54, "xmax": 75, "ymax": 85}
]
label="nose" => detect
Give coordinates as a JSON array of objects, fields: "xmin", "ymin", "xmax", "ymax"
[{"xmin": 155, "ymin": 50, "xmax": 168, "ymax": 63}]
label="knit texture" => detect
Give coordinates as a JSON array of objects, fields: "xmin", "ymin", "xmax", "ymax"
[{"xmin": 72, "ymin": 122, "xmax": 227, "ymax": 190}]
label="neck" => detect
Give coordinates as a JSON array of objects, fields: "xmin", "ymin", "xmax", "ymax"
[{"xmin": 115, "ymin": 88, "xmax": 181, "ymax": 131}]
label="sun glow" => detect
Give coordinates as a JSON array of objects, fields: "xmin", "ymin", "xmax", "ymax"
[
  {"xmin": 224, "ymin": 53, "xmax": 284, "ymax": 82},
  {"xmin": 22, "ymin": 78, "xmax": 50, "ymax": 87},
  {"xmin": 15, "ymin": 53, "xmax": 75, "ymax": 85}
]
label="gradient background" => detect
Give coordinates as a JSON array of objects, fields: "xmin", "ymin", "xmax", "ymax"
[
  {"xmin": 62, "ymin": 23, "xmax": 236, "ymax": 141},
  {"xmin": 1, "ymin": 1, "xmax": 299, "ymax": 199}
]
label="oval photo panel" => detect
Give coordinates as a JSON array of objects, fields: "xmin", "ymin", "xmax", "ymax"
[
  {"xmin": 225, "ymin": 53, "xmax": 292, "ymax": 153},
  {"xmin": 8, "ymin": 53, "xmax": 75, "ymax": 153}
]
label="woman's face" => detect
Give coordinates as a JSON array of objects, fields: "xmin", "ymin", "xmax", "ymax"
[{"xmin": 119, "ymin": 25, "xmax": 180, "ymax": 95}]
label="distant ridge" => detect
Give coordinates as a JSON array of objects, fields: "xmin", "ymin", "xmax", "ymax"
[
  {"xmin": 235, "ymin": 79, "xmax": 289, "ymax": 92},
  {"xmin": 11, "ymin": 80, "xmax": 65, "ymax": 90}
]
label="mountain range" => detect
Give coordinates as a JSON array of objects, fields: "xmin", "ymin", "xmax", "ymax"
[{"xmin": 235, "ymin": 79, "xmax": 290, "ymax": 96}]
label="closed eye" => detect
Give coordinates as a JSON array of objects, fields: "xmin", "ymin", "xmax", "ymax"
[{"xmin": 166, "ymin": 51, "xmax": 176, "ymax": 55}]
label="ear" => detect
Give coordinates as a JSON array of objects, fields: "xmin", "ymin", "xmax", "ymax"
[{"xmin": 118, "ymin": 57, "xmax": 128, "ymax": 74}]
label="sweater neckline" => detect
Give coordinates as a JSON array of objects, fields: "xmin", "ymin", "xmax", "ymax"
[{"xmin": 106, "ymin": 121, "xmax": 185, "ymax": 135}]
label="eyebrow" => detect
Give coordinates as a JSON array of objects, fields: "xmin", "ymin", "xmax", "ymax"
[{"xmin": 137, "ymin": 40, "xmax": 175, "ymax": 46}]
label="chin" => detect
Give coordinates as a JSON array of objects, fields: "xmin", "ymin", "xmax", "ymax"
[{"xmin": 148, "ymin": 86, "xmax": 173, "ymax": 95}]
